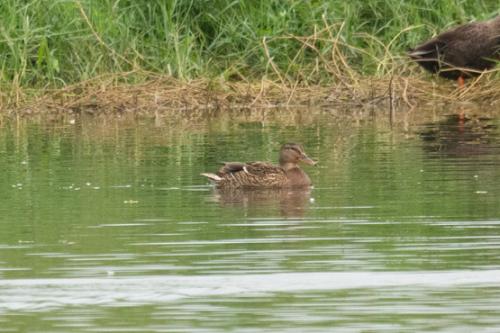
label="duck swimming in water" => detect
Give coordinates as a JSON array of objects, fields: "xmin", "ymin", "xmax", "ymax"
[{"xmin": 201, "ymin": 143, "xmax": 317, "ymax": 189}]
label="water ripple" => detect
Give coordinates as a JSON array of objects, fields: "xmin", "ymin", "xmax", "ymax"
[{"xmin": 1, "ymin": 270, "xmax": 500, "ymax": 313}]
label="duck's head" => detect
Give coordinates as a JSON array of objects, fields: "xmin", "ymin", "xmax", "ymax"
[{"xmin": 279, "ymin": 143, "xmax": 317, "ymax": 169}]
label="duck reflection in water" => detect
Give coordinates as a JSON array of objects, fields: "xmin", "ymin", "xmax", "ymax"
[
  {"xmin": 201, "ymin": 143, "xmax": 317, "ymax": 217},
  {"xmin": 420, "ymin": 113, "xmax": 498, "ymax": 157},
  {"xmin": 209, "ymin": 187, "xmax": 312, "ymax": 218}
]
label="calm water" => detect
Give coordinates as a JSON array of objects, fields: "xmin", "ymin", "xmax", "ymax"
[{"xmin": 1, "ymin": 108, "xmax": 499, "ymax": 332}]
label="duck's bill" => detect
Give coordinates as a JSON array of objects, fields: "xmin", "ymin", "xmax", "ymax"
[{"xmin": 301, "ymin": 155, "xmax": 317, "ymax": 166}]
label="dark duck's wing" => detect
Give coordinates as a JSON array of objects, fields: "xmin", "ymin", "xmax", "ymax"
[
  {"xmin": 409, "ymin": 20, "xmax": 500, "ymax": 80},
  {"xmin": 217, "ymin": 162, "xmax": 246, "ymax": 175},
  {"xmin": 200, "ymin": 162, "xmax": 246, "ymax": 182}
]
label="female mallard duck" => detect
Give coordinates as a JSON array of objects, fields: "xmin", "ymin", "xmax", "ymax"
[
  {"xmin": 201, "ymin": 143, "xmax": 317, "ymax": 189},
  {"xmin": 409, "ymin": 16, "xmax": 500, "ymax": 86}
]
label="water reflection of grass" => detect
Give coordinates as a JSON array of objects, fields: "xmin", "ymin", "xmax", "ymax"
[
  {"xmin": 1, "ymin": 1, "xmax": 499, "ymax": 112},
  {"xmin": 1, "ymin": 110, "xmax": 499, "ymax": 281}
]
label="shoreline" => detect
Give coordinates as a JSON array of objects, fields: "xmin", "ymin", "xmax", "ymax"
[{"xmin": 3, "ymin": 73, "xmax": 500, "ymax": 117}]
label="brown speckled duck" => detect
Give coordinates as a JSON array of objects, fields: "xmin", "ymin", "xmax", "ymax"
[
  {"xmin": 201, "ymin": 143, "xmax": 317, "ymax": 189},
  {"xmin": 409, "ymin": 16, "xmax": 500, "ymax": 86}
]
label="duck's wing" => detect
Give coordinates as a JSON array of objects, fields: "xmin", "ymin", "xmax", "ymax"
[
  {"xmin": 201, "ymin": 162, "xmax": 245, "ymax": 183},
  {"xmin": 217, "ymin": 162, "xmax": 246, "ymax": 175},
  {"xmin": 218, "ymin": 161, "xmax": 282, "ymax": 175},
  {"xmin": 245, "ymin": 162, "xmax": 285, "ymax": 176},
  {"xmin": 439, "ymin": 22, "xmax": 499, "ymax": 66},
  {"xmin": 217, "ymin": 161, "xmax": 287, "ymax": 188},
  {"xmin": 410, "ymin": 22, "xmax": 496, "ymax": 67}
]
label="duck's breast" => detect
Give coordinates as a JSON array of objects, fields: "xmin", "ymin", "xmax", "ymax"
[{"xmin": 286, "ymin": 168, "xmax": 312, "ymax": 187}]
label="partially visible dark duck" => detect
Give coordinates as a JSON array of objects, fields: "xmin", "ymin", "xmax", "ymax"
[
  {"xmin": 201, "ymin": 143, "xmax": 317, "ymax": 189},
  {"xmin": 409, "ymin": 16, "xmax": 500, "ymax": 85}
]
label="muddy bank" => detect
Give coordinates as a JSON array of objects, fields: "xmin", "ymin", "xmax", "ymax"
[{"xmin": 3, "ymin": 74, "xmax": 500, "ymax": 117}]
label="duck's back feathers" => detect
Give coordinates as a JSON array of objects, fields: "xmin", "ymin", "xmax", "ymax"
[
  {"xmin": 409, "ymin": 17, "xmax": 500, "ymax": 79},
  {"xmin": 216, "ymin": 161, "xmax": 289, "ymax": 188}
]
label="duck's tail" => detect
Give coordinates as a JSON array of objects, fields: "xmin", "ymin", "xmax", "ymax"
[{"xmin": 201, "ymin": 173, "xmax": 222, "ymax": 182}]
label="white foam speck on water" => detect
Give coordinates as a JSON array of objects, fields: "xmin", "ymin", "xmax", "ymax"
[
  {"xmin": 182, "ymin": 188, "xmax": 211, "ymax": 191},
  {"xmin": 1, "ymin": 270, "xmax": 500, "ymax": 312},
  {"xmin": 110, "ymin": 184, "xmax": 132, "ymax": 188},
  {"xmin": 311, "ymin": 206, "xmax": 375, "ymax": 210}
]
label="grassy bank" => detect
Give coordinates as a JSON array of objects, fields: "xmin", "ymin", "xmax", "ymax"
[{"xmin": 1, "ymin": 0, "xmax": 499, "ymax": 112}]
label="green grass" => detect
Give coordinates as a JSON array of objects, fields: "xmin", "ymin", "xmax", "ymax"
[{"xmin": 0, "ymin": 0, "xmax": 498, "ymax": 91}]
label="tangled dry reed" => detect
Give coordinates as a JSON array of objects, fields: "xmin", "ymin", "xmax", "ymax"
[{"xmin": 4, "ymin": 69, "xmax": 498, "ymax": 117}]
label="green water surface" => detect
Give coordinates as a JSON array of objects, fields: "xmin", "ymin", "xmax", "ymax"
[{"xmin": 0, "ymin": 108, "xmax": 499, "ymax": 332}]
